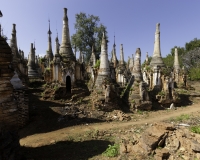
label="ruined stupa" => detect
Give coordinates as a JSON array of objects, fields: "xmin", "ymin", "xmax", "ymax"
[
  {"xmin": 27, "ymin": 43, "xmax": 39, "ymax": 79},
  {"xmin": 150, "ymin": 23, "xmax": 165, "ymax": 68},
  {"xmin": 110, "ymin": 36, "xmax": 118, "ymax": 68},
  {"xmin": 120, "ymin": 44, "xmax": 125, "ymax": 65},
  {"xmin": 59, "ymin": 8, "xmax": 75, "ymax": 62},
  {"xmin": 95, "ymin": 32, "xmax": 110, "ymax": 87},
  {"xmin": 90, "ymin": 45, "xmax": 96, "ymax": 67},
  {"xmin": 132, "ymin": 48, "xmax": 142, "ymax": 82}
]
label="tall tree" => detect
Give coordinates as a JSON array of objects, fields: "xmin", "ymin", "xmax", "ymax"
[{"xmin": 71, "ymin": 12, "xmax": 108, "ymax": 62}]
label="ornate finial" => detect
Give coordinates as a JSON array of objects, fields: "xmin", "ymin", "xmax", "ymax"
[
  {"xmin": 114, "ymin": 32, "xmax": 115, "ymax": 45},
  {"xmin": 48, "ymin": 19, "xmax": 52, "ymax": 35},
  {"xmin": 0, "ymin": 10, "xmax": 2, "ymax": 37},
  {"xmin": 0, "ymin": 10, "xmax": 3, "ymax": 17},
  {"xmin": 34, "ymin": 41, "xmax": 36, "ymax": 50},
  {"xmin": 92, "ymin": 44, "xmax": 95, "ymax": 52},
  {"xmin": 156, "ymin": 23, "xmax": 160, "ymax": 33}
]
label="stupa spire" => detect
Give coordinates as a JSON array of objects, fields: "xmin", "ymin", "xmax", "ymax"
[
  {"xmin": 173, "ymin": 47, "xmax": 180, "ymax": 71},
  {"xmin": 10, "ymin": 24, "xmax": 20, "ymax": 58},
  {"xmin": 98, "ymin": 32, "xmax": 109, "ymax": 73},
  {"xmin": 120, "ymin": 44, "xmax": 124, "ymax": 65},
  {"xmin": 59, "ymin": 8, "xmax": 75, "ymax": 62},
  {"xmin": 150, "ymin": 23, "xmax": 165, "ymax": 67},
  {"xmin": 54, "ymin": 32, "xmax": 60, "ymax": 56},
  {"xmin": 46, "ymin": 20, "xmax": 53, "ymax": 61},
  {"xmin": 111, "ymin": 35, "xmax": 118, "ymax": 67}
]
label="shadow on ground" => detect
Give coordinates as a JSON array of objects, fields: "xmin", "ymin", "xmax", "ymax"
[
  {"xmin": 20, "ymin": 139, "xmax": 110, "ymax": 160},
  {"xmin": 19, "ymin": 88, "xmax": 105, "ymax": 139}
]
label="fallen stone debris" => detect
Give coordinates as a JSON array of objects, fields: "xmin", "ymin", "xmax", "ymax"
[{"xmin": 119, "ymin": 122, "xmax": 200, "ymax": 160}]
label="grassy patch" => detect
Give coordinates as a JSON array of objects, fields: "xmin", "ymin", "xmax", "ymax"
[
  {"xmin": 102, "ymin": 143, "xmax": 119, "ymax": 157},
  {"xmin": 175, "ymin": 114, "xmax": 190, "ymax": 121},
  {"xmin": 190, "ymin": 126, "xmax": 200, "ymax": 134},
  {"xmin": 157, "ymin": 91, "xmax": 165, "ymax": 96},
  {"xmin": 137, "ymin": 110, "xmax": 143, "ymax": 115}
]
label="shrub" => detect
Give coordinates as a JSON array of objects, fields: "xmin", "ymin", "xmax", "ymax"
[
  {"xmin": 157, "ymin": 91, "xmax": 165, "ymax": 96},
  {"xmin": 54, "ymin": 86, "xmax": 59, "ymax": 91},
  {"xmin": 102, "ymin": 144, "xmax": 119, "ymax": 157},
  {"xmin": 189, "ymin": 67, "xmax": 200, "ymax": 80},
  {"xmin": 190, "ymin": 126, "xmax": 200, "ymax": 134},
  {"xmin": 137, "ymin": 110, "xmax": 143, "ymax": 114},
  {"xmin": 131, "ymin": 99, "xmax": 135, "ymax": 103},
  {"xmin": 94, "ymin": 60, "xmax": 100, "ymax": 68}
]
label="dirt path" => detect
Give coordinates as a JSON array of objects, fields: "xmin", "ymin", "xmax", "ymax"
[{"xmin": 20, "ymin": 103, "xmax": 200, "ymax": 147}]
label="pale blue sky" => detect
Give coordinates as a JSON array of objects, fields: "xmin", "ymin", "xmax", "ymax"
[{"xmin": 1, "ymin": 0, "xmax": 200, "ymax": 63}]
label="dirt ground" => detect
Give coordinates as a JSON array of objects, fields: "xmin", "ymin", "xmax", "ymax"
[{"xmin": 19, "ymin": 81, "xmax": 200, "ymax": 160}]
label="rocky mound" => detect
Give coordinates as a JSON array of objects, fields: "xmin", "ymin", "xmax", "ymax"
[{"xmin": 119, "ymin": 122, "xmax": 200, "ymax": 160}]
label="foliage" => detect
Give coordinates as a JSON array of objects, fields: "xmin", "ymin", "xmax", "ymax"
[
  {"xmin": 189, "ymin": 67, "xmax": 200, "ymax": 80},
  {"xmin": 94, "ymin": 59, "xmax": 100, "ymax": 68},
  {"xmin": 43, "ymin": 83, "xmax": 48, "ymax": 88},
  {"xmin": 161, "ymin": 67, "xmax": 172, "ymax": 76},
  {"xmin": 167, "ymin": 39, "xmax": 200, "ymax": 70},
  {"xmin": 137, "ymin": 110, "xmax": 143, "ymax": 114},
  {"xmin": 190, "ymin": 126, "xmax": 200, "ymax": 134},
  {"xmin": 71, "ymin": 12, "xmax": 108, "ymax": 63},
  {"xmin": 162, "ymin": 54, "xmax": 174, "ymax": 68},
  {"xmin": 40, "ymin": 57, "xmax": 46, "ymax": 63},
  {"xmin": 131, "ymin": 99, "xmax": 135, "ymax": 103},
  {"xmin": 44, "ymin": 68, "xmax": 51, "ymax": 73},
  {"xmin": 170, "ymin": 46, "xmax": 185, "ymax": 57},
  {"xmin": 54, "ymin": 86, "xmax": 59, "ymax": 91},
  {"xmin": 1, "ymin": 35, "xmax": 8, "ymax": 41},
  {"xmin": 183, "ymin": 47, "xmax": 200, "ymax": 69},
  {"xmin": 102, "ymin": 144, "xmax": 119, "ymax": 157},
  {"xmin": 157, "ymin": 91, "xmax": 165, "ymax": 96},
  {"xmin": 185, "ymin": 38, "xmax": 200, "ymax": 52},
  {"xmin": 141, "ymin": 56, "xmax": 152, "ymax": 69}
]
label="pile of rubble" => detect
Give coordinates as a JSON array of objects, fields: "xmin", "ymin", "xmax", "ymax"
[
  {"xmin": 57, "ymin": 102, "xmax": 131, "ymax": 122},
  {"xmin": 119, "ymin": 122, "xmax": 200, "ymax": 159}
]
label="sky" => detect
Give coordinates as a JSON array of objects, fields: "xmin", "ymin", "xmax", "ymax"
[{"xmin": 1, "ymin": 0, "xmax": 200, "ymax": 63}]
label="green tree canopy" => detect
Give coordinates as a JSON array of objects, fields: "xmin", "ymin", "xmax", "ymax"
[
  {"xmin": 185, "ymin": 38, "xmax": 200, "ymax": 52},
  {"xmin": 163, "ymin": 38, "xmax": 200, "ymax": 67},
  {"xmin": 71, "ymin": 12, "xmax": 108, "ymax": 63},
  {"xmin": 162, "ymin": 54, "xmax": 174, "ymax": 68},
  {"xmin": 170, "ymin": 46, "xmax": 185, "ymax": 56}
]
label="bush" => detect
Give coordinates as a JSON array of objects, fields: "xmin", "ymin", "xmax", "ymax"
[
  {"xmin": 157, "ymin": 91, "xmax": 165, "ymax": 96},
  {"xmin": 190, "ymin": 126, "xmax": 200, "ymax": 134},
  {"xmin": 189, "ymin": 67, "xmax": 200, "ymax": 80},
  {"xmin": 94, "ymin": 60, "xmax": 100, "ymax": 68},
  {"xmin": 102, "ymin": 144, "xmax": 119, "ymax": 157}
]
